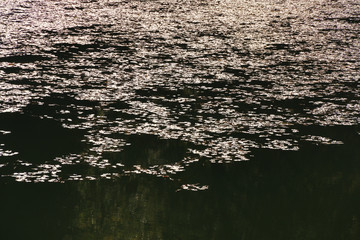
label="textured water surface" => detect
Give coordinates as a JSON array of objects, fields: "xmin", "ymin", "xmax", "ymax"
[
  {"xmin": 0, "ymin": 0, "xmax": 359, "ymax": 183},
  {"xmin": 1, "ymin": 0, "xmax": 360, "ymax": 239}
]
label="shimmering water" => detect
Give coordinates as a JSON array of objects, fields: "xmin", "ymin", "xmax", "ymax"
[{"xmin": 0, "ymin": 0, "xmax": 359, "ymax": 239}]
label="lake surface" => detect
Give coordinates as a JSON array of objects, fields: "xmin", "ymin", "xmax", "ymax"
[{"xmin": 0, "ymin": 0, "xmax": 359, "ymax": 239}]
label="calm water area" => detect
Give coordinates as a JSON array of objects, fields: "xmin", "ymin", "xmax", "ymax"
[{"xmin": 0, "ymin": 0, "xmax": 360, "ymax": 239}]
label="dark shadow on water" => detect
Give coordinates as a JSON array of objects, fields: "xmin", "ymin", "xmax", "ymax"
[
  {"xmin": 0, "ymin": 112, "xmax": 86, "ymax": 163},
  {"xmin": 103, "ymin": 134, "xmax": 189, "ymax": 167},
  {"xmin": 1, "ymin": 140, "xmax": 359, "ymax": 240},
  {"xmin": 0, "ymin": 55, "xmax": 49, "ymax": 63}
]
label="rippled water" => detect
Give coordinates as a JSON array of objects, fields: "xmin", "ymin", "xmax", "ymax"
[
  {"xmin": 0, "ymin": 0, "xmax": 359, "ymax": 239},
  {"xmin": 1, "ymin": 0, "xmax": 359, "ymax": 183}
]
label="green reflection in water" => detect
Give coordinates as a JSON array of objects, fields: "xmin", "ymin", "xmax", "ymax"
[{"xmin": 1, "ymin": 141, "xmax": 360, "ymax": 240}]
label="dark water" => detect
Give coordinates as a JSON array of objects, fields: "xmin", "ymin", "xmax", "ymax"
[{"xmin": 0, "ymin": 0, "xmax": 360, "ymax": 239}]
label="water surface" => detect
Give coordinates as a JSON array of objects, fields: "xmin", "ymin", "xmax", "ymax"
[{"xmin": 0, "ymin": 0, "xmax": 359, "ymax": 239}]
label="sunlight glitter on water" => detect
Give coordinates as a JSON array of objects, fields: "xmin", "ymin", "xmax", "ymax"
[{"xmin": 0, "ymin": 0, "xmax": 359, "ymax": 184}]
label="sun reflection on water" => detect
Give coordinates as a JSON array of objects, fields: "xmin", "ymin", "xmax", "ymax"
[{"xmin": 0, "ymin": 0, "xmax": 359, "ymax": 186}]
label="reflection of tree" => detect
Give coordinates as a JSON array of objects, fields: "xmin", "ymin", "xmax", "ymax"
[
  {"xmin": 67, "ymin": 177, "xmax": 177, "ymax": 240},
  {"xmin": 62, "ymin": 140, "xmax": 360, "ymax": 240},
  {"xmin": 4, "ymin": 136, "xmax": 358, "ymax": 240},
  {"xmin": 117, "ymin": 134, "xmax": 188, "ymax": 168}
]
